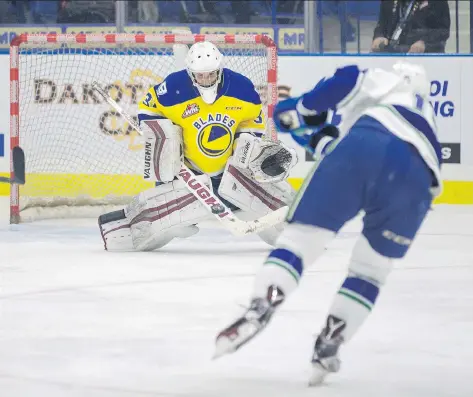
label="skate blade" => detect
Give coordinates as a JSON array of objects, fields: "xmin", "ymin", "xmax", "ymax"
[
  {"xmin": 308, "ymin": 362, "xmax": 329, "ymax": 387},
  {"xmin": 213, "ymin": 321, "xmax": 260, "ymax": 359},
  {"xmin": 213, "ymin": 337, "xmax": 236, "ymax": 359}
]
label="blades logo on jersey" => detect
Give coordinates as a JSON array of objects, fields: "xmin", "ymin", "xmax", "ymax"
[
  {"xmin": 194, "ymin": 113, "xmax": 235, "ymax": 157},
  {"xmin": 198, "ymin": 125, "xmax": 232, "ymax": 157},
  {"xmin": 182, "ymin": 103, "xmax": 200, "ymax": 119}
]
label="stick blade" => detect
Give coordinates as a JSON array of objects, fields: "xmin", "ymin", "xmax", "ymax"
[
  {"xmin": 12, "ymin": 146, "xmax": 25, "ymax": 184},
  {"xmin": 226, "ymin": 206, "xmax": 289, "ymax": 236}
]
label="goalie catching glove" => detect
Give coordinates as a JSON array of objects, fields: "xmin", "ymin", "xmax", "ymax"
[{"xmin": 232, "ymin": 134, "xmax": 297, "ymax": 183}]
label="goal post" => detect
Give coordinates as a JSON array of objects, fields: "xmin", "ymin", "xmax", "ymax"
[{"xmin": 9, "ymin": 33, "xmax": 278, "ymax": 223}]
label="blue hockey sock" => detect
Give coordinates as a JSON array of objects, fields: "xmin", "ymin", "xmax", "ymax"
[
  {"xmin": 338, "ymin": 276, "xmax": 380, "ymax": 312},
  {"xmin": 265, "ymin": 248, "xmax": 304, "ymax": 282},
  {"xmin": 328, "ymin": 275, "xmax": 380, "ymax": 341},
  {"xmin": 253, "ymin": 248, "xmax": 303, "ymax": 298}
]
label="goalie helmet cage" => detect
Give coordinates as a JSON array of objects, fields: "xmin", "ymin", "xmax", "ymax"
[{"xmin": 9, "ymin": 33, "xmax": 278, "ymax": 224}]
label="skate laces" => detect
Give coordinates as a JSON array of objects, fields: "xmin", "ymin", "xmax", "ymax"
[{"xmin": 312, "ymin": 315, "xmax": 346, "ymax": 368}]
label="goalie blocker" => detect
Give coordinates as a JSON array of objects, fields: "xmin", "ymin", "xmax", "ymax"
[{"xmin": 99, "ymin": 119, "xmax": 297, "ymax": 251}]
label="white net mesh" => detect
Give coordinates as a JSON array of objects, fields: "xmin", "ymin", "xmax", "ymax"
[{"xmin": 14, "ymin": 37, "xmax": 270, "ymax": 222}]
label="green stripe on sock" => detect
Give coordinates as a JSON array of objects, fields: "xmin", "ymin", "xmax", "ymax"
[
  {"xmin": 338, "ymin": 290, "xmax": 372, "ymax": 311},
  {"xmin": 339, "ymin": 287, "xmax": 373, "ymax": 309},
  {"xmin": 265, "ymin": 259, "xmax": 300, "ymax": 283}
]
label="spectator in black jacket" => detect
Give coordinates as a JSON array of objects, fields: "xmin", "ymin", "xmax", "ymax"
[{"xmin": 371, "ymin": 0, "xmax": 450, "ymax": 53}]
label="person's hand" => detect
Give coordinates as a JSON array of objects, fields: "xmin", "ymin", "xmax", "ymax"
[
  {"xmin": 408, "ymin": 40, "xmax": 426, "ymax": 53},
  {"xmin": 371, "ymin": 37, "xmax": 388, "ymax": 52}
]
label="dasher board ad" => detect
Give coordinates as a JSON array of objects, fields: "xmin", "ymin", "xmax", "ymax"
[{"xmin": 1, "ymin": 54, "xmax": 473, "ymax": 179}]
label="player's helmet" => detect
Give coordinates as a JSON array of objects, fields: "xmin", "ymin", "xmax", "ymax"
[{"xmin": 185, "ymin": 41, "xmax": 223, "ymax": 104}]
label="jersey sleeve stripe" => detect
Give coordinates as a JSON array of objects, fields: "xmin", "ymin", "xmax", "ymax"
[
  {"xmin": 138, "ymin": 113, "xmax": 166, "ymax": 124},
  {"xmin": 391, "ymin": 105, "xmax": 442, "ymax": 165},
  {"xmin": 235, "ymin": 130, "xmax": 264, "ymax": 138},
  {"xmin": 138, "ymin": 108, "xmax": 165, "ymax": 117}
]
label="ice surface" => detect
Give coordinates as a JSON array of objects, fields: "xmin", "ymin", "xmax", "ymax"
[{"xmin": 0, "ymin": 202, "xmax": 472, "ymax": 397}]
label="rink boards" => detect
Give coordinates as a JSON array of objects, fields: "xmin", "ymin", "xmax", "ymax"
[
  {"xmin": 0, "ymin": 174, "xmax": 470, "ymax": 206},
  {"xmin": 1, "ymin": 54, "xmax": 473, "ymax": 204}
]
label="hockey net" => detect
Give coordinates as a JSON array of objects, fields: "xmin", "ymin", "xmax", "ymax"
[{"xmin": 10, "ymin": 33, "xmax": 277, "ymax": 223}]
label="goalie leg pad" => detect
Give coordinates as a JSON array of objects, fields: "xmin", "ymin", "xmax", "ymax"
[
  {"xmin": 218, "ymin": 163, "xmax": 295, "ymax": 214},
  {"xmin": 99, "ymin": 175, "xmax": 213, "ymax": 251},
  {"xmin": 218, "ymin": 163, "xmax": 297, "ymax": 245},
  {"xmin": 99, "ymin": 210, "xmax": 134, "ymax": 251}
]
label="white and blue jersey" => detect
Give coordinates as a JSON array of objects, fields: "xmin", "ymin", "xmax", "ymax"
[
  {"xmin": 284, "ymin": 63, "xmax": 440, "ymax": 259},
  {"xmin": 299, "ymin": 64, "xmax": 442, "ymax": 196}
]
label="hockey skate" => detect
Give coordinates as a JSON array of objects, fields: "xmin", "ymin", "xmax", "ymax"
[
  {"xmin": 309, "ymin": 315, "xmax": 346, "ymax": 386},
  {"xmin": 213, "ymin": 285, "xmax": 285, "ymax": 359}
]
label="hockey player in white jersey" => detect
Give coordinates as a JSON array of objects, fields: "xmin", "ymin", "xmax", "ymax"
[{"xmin": 213, "ymin": 62, "xmax": 442, "ymax": 385}]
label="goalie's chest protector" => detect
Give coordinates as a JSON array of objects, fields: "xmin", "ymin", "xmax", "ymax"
[{"xmin": 153, "ymin": 69, "xmax": 263, "ymax": 176}]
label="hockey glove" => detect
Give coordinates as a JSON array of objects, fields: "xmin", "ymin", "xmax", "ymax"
[
  {"xmin": 232, "ymin": 133, "xmax": 297, "ymax": 183},
  {"xmin": 289, "ymin": 124, "xmax": 340, "ymax": 160},
  {"xmin": 274, "ymin": 97, "xmax": 328, "ymax": 134}
]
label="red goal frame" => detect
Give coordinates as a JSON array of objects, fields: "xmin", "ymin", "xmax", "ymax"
[{"xmin": 9, "ymin": 33, "xmax": 278, "ymax": 223}]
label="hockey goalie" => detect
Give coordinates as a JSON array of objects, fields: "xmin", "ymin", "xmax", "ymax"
[{"xmin": 98, "ymin": 41, "xmax": 298, "ymax": 251}]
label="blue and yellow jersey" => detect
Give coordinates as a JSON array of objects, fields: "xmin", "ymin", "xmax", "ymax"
[{"xmin": 138, "ymin": 68, "xmax": 265, "ymax": 176}]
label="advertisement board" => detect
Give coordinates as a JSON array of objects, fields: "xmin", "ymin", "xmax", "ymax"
[{"xmin": 1, "ymin": 53, "xmax": 473, "ymax": 203}]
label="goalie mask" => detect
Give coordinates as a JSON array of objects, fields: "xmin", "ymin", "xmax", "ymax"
[{"xmin": 185, "ymin": 41, "xmax": 223, "ymax": 104}]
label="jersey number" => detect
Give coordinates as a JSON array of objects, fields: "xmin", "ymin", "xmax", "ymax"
[
  {"xmin": 415, "ymin": 94, "xmax": 424, "ymax": 111},
  {"xmin": 143, "ymin": 93, "xmax": 153, "ymax": 107},
  {"xmin": 254, "ymin": 111, "xmax": 263, "ymax": 124}
]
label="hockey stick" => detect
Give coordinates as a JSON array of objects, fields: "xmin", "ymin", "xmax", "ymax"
[
  {"xmin": 0, "ymin": 146, "xmax": 25, "ymax": 185},
  {"xmin": 92, "ymin": 82, "xmax": 288, "ymax": 236}
]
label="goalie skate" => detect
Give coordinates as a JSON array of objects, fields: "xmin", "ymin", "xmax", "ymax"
[
  {"xmin": 213, "ymin": 285, "xmax": 285, "ymax": 359},
  {"xmin": 309, "ymin": 315, "xmax": 346, "ymax": 386}
]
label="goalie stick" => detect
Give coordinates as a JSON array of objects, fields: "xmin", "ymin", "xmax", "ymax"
[
  {"xmin": 92, "ymin": 82, "xmax": 288, "ymax": 236},
  {"xmin": 0, "ymin": 146, "xmax": 25, "ymax": 185}
]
